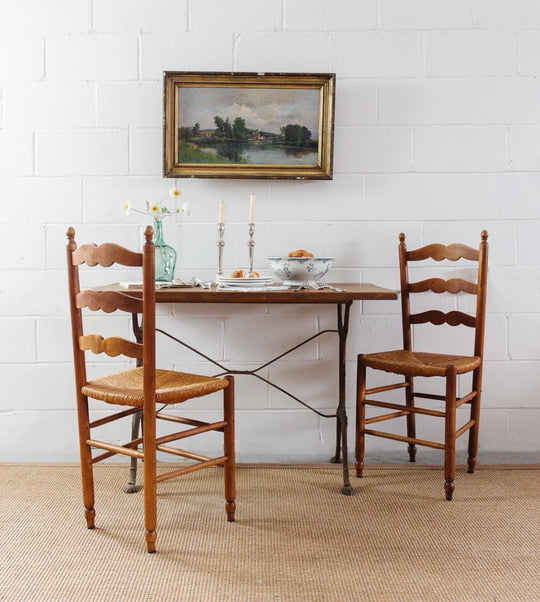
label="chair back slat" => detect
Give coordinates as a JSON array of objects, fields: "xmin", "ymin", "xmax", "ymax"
[
  {"xmin": 407, "ymin": 242, "xmax": 479, "ymax": 262},
  {"xmin": 409, "ymin": 310, "xmax": 477, "ymax": 328},
  {"xmin": 66, "ymin": 226, "xmax": 155, "ymax": 397},
  {"xmin": 409, "ymin": 277, "xmax": 477, "ymax": 295},
  {"xmin": 76, "ymin": 290, "xmax": 143, "ymax": 314},
  {"xmin": 72, "ymin": 242, "xmax": 142, "ymax": 267},
  {"xmin": 398, "ymin": 231, "xmax": 489, "ymax": 355},
  {"xmin": 79, "ymin": 334, "xmax": 143, "ymax": 359}
]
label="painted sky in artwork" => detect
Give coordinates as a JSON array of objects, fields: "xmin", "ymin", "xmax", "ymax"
[{"xmin": 178, "ymin": 87, "xmax": 320, "ymax": 138}]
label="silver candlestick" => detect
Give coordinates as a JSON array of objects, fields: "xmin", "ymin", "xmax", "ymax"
[
  {"xmin": 216, "ymin": 222, "xmax": 225, "ymax": 277},
  {"xmin": 247, "ymin": 222, "xmax": 255, "ymax": 274}
]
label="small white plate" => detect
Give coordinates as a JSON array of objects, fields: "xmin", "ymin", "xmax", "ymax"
[{"xmin": 216, "ymin": 276, "xmax": 274, "ymax": 288}]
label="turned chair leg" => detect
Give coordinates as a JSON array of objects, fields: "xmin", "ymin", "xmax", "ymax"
[
  {"xmin": 467, "ymin": 369, "xmax": 482, "ymax": 474},
  {"xmin": 405, "ymin": 376, "xmax": 416, "ymax": 462},
  {"xmin": 77, "ymin": 394, "xmax": 96, "ymax": 529},
  {"xmin": 143, "ymin": 404, "xmax": 157, "ymax": 553},
  {"xmin": 223, "ymin": 376, "xmax": 236, "ymax": 522},
  {"xmin": 81, "ymin": 456, "xmax": 96, "ymax": 529},
  {"xmin": 444, "ymin": 366, "xmax": 457, "ymax": 501},
  {"xmin": 355, "ymin": 356, "xmax": 366, "ymax": 478}
]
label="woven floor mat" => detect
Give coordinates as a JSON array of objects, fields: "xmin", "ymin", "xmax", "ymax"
[{"xmin": 1, "ymin": 463, "xmax": 539, "ymax": 601}]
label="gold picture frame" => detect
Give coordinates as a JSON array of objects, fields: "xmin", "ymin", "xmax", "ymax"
[{"xmin": 163, "ymin": 71, "xmax": 335, "ymax": 180}]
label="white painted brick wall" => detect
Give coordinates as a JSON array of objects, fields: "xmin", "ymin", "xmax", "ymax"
[
  {"xmin": 0, "ymin": 0, "xmax": 538, "ymax": 463},
  {"xmin": 130, "ymin": 128, "xmax": 162, "ymax": 175},
  {"xmin": 0, "ymin": 177, "xmax": 83, "ymax": 222},
  {"xmin": 518, "ymin": 32, "xmax": 540, "ymax": 76},
  {"xmin": 330, "ymin": 32, "xmax": 423, "ymax": 78},
  {"xmin": 425, "ymin": 31, "xmax": 518, "ymax": 77},
  {"xmin": 140, "ymin": 32, "xmax": 234, "ymax": 77},
  {"xmin": 380, "ymin": 0, "xmax": 472, "ymax": 30},
  {"xmin": 4, "ymin": 82, "xmax": 95, "ymax": 128},
  {"xmin": 336, "ymin": 126, "xmax": 413, "ymax": 173},
  {"xmin": 509, "ymin": 126, "xmax": 540, "ymax": 170},
  {"xmin": 96, "ymin": 82, "xmax": 161, "ymax": 127},
  {"xmin": 0, "ymin": 35, "xmax": 44, "ymax": 80},
  {"xmin": 36, "ymin": 130, "xmax": 129, "ymax": 176},
  {"xmin": 286, "ymin": 0, "xmax": 378, "ymax": 32},
  {"xmin": 93, "ymin": 0, "xmax": 189, "ymax": 34},
  {"xmin": 413, "ymin": 127, "xmax": 508, "ymax": 172},
  {"xmin": 46, "ymin": 34, "xmax": 139, "ymax": 81},
  {"xmin": 0, "ymin": 0, "xmax": 92, "ymax": 34},
  {"xmin": 0, "ymin": 130, "xmax": 34, "ymax": 175},
  {"xmin": 236, "ymin": 33, "xmax": 329, "ymax": 72}
]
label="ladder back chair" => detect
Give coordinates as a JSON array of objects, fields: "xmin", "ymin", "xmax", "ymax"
[
  {"xmin": 356, "ymin": 231, "xmax": 488, "ymax": 500},
  {"xmin": 66, "ymin": 226, "xmax": 235, "ymax": 553}
]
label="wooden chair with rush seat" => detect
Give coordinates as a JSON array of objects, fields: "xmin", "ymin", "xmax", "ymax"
[
  {"xmin": 66, "ymin": 225, "xmax": 235, "ymax": 553},
  {"xmin": 356, "ymin": 231, "xmax": 489, "ymax": 500}
]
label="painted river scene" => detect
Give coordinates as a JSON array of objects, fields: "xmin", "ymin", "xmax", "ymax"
[{"xmin": 177, "ymin": 86, "xmax": 320, "ymax": 165}]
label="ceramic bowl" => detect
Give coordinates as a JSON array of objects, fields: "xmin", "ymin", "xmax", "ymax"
[{"xmin": 267, "ymin": 256, "xmax": 334, "ymax": 286}]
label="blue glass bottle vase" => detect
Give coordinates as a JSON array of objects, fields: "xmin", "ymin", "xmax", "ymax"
[{"xmin": 153, "ymin": 219, "xmax": 176, "ymax": 282}]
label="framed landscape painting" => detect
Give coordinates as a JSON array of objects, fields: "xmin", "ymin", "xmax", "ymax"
[{"xmin": 163, "ymin": 71, "xmax": 335, "ymax": 179}]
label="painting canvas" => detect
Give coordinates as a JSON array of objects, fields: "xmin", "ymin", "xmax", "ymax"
[{"xmin": 163, "ymin": 72, "xmax": 335, "ymax": 179}]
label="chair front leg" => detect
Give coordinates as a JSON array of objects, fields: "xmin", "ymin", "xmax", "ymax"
[
  {"xmin": 143, "ymin": 403, "xmax": 157, "ymax": 553},
  {"xmin": 355, "ymin": 355, "xmax": 366, "ymax": 478},
  {"xmin": 444, "ymin": 365, "xmax": 457, "ymax": 501},
  {"xmin": 76, "ymin": 392, "xmax": 95, "ymax": 529},
  {"xmin": 223, "ymin": 376, "xmax": 236, "ymax": 522}
]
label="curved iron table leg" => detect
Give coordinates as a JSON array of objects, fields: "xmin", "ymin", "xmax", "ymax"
[
  {"xmin": 123, "ymin": 410, "xmax": 142, "ymax": 493},
  {"xmin": 331, "ymin": 412, "xmax": 342, "ymax": 464},
  {"xmin": 123, "ymin": 314, "xmax": 143, "ymax": 494},
  {"xmin": 335, "ymin": 302, "xmax": 355, "ymax": 495},
  {"xmin": 124, "ymin": 301, "xmax": 356, "ymax": 495}
]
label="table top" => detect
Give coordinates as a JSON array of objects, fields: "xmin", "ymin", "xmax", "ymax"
[{"xmin": 100, "ymin": 283, "xmax": 398, "ymax": 304}]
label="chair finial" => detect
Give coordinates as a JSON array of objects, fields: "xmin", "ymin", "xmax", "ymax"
[
  {"xmin": 399, "ymin": 232, "xmax": 406, "ymax": 243},
  {"xmin": 481, "ymin": 230, "xmax": 488, "ymax": 242},
  {"xmin": 66, "ymin": 227, "xmax": 77, "ymax": 250},
  {"xmin": 144, "ymin": 225, "xmax": 154, "ymax": 243}
]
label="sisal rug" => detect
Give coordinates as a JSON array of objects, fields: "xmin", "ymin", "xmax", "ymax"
[{"xmin": 1, "ymin": 463, "xmax": 538, "ymax": 602}]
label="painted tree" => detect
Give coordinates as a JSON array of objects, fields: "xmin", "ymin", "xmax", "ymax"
[
  {"xmin": 233, "ymin": 117, "xmax": 247, "ymax": 140},
  {"xmin": 282, "ymin": 124, "xmax": 312, "ymax": 145}
]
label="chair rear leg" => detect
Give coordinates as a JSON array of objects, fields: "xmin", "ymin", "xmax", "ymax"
[
  {"xmin": 143, "ymin": 406, "xmax": 157, "ymax": 553},
  {"xmin": 467, "ymin": 396, "xmax": 481, "ymax": 474},
  {"xmin": 223, "ymin": 376, "xmax": 236, "ymax": 522},
  {"xmin": 467, "ymin": 369, "xmax": 482, "ymax": 474},
  {"xmin": 405, "ymin": 376, "xmax": 416, "ymax": 462},
  {"xmin": 76, "ymin": 393, "xmax": 95, "ymax": 528},
  {"xmin": 444, "ymin": 366, "xmax": 457, "ymax": 501},
  {"xmin": 355, "ymin": 356, "xmax": 366, "ymax": 478}
]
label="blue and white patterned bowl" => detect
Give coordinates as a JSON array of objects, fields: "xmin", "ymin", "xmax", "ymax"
[{"xmin": 267, "ymin": 256, "xmax": 334, "ymax": 286}]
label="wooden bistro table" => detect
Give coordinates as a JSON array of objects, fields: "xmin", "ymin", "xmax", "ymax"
[{"xmin": 102, "ymin": 282, "xmax": 397, "ymax": 495}]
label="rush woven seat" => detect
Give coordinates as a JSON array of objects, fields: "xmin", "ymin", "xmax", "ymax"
[
  {"xmin": 66, "ymin": 226, "xmax": 235, "ymax": 553},
  {"xmin": 363, "ymin": 350, "xmax": 482, "ymax": 378},
  {"xmin": 356, "ymin": 231, "xmax": 489, "ymax": 500},
  {"xmin": 82, "ymin": 367, "xmax": 229, "ymax": 406}
]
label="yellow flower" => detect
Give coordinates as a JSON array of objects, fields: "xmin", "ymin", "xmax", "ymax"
[
  {"xmin": 122, "ymin": 201, "xmax": 132, "ymax": 215},
  {"xmin": 169, "ymin": 187, "xmax": 181, "ymax": 198}
]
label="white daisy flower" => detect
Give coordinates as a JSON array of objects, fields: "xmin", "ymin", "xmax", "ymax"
[
  {"xmin": 148, "ymin": 202, "xmax": 161, "ymax": 216},
  {"xmin": 120, "ymin": 189, "xmax": 190, "ymax": 223}
]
